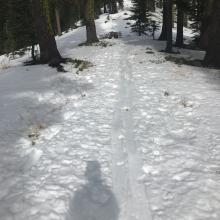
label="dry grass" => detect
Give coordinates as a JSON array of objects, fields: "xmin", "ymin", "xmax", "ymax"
[
  {"xmin": 28, "ymin": 123, "xmax": 45, "ymax": 145},
  {"xmin": 180, "ymin": 98, "xmax": 193, "ymax": 108}
]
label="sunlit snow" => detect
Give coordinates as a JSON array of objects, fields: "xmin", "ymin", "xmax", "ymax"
[{"xmin": 0, "ymin": 1, "xmax": 220, "ymax": 220}]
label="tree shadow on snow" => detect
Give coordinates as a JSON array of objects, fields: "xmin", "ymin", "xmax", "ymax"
[
  {"xmin": 121, "ymin": 36, "xmax": 166, "ymax": 52},
  {"xmin": 0, "ymin": 64, "xmax": 94, "ymax": 155},
  {"xmin": 66, "ymin": 161, "xmax": 120, "ymax": 220}
]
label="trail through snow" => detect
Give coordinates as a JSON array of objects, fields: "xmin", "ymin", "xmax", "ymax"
[
  {"xmin": 112, "ymin": 46, "xmax": 152, "ymax": 220},
  {"xmin": 1, "ymin": 1, "xmax": 220, "ymax": 220}
]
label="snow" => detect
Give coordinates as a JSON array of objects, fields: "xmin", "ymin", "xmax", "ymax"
[{"xmin": 1, "ymin": 1, "xmax": 220, "ymax": 219}]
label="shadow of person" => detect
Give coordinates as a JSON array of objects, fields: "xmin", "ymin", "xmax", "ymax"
[{"xmin": 66, "ymin": 161, "xmax": 120, "ymax": 220}]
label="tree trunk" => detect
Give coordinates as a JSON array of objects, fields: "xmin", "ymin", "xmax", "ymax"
[
  {"xmin": 199, "ymin": 0, "xmax": 214, "ymax": 49},
  {"xmin": 55, "ymin": 8, "xmax": 62, "ymax": 36},
  {"xmin": 157, "ymin": 0, "xmax": 163, "ymax": 8},
  {"xmin": 31, "ymin": 44, "xmax": 36, "ymax": 61},
  {"xmin": 165, "ymin": 0, "xmax": 173, "ymax": 52},
  {"xmin": 104, "ymin": 1, "xmax": 108, "ymax": 13},
  {"xmin": 84, "ymin": 0, "xmax": 99, "ymax": 43},
  {"xmin": 109, "ymin": 0, "xmax": 118, "ymax": 14},
  {"xmin": 118, "ymin": 0, "xmax": 124, "ymax": 10},
  {"xmin": 159, "ymin": 0, "xmax": 168, "ymax": 41},
  {"xmin": 172, "ymin": 4, "xmax": 176, "ymax": 28},
  {"xmin": 175, "ymin": 0, "xmax": 184, "ymax": 47},
  {"xmin": 32, "ymin": 0, "xmax": 62, "ymax": 65},
  {"xmin": 147, "ymin": 0, "xmax": 156, "ymax": 12},
  {"xmin": 203, "ymin": 0, "xmax": 220, "ymax": 68},
  {"xmin": 95, "ymin": 0, "xmax": 102, "ymax": 17},
  {"xmin": 183, "ymin": 14, "xmax": 188, "ymax": 27}
]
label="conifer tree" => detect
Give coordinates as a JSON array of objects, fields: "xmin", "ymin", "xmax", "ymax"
[
  {"xmin": 31, "ymin": 0, "xmax": 62, "ymax": 65},
  {"xmin": 130, "ymin": 0, "xmax": 149, "ymax": 36},
  {"xmin": 175, "ymin": 0, "xmax": 184, "ymax": 47},
  {"xmin": 83, "ymin": 0, "xmax": 99, "ymax": 43},
  {"xmin": 58, "ymin": 0, "xmax": 81, "ymax": 32},
  {"xmin": 165, "ymin": 0, "xmax": 173, "ymax": 52},
  {"xmin": 158, "ymin": 0, "xmax": 168, "ymax": 40},
  {"xmin": 108, "ymin": 0, "xmax": 118, "ymax": 14},
  {"xmin": 118, "ymin": 0, "xmax": 124, "ymax": 10},
  {"xmin": 175, "ymin": 0, "xmax": 191, "ymax": 47},
  {"xmin": 95, "ymin": 0, "xmax": 103, "ymax": 17},
  {"xmin": 0, "ymin": 0, "xmax": 105, "ymax": 57},
  {"xmin": 188, "ymin": 0, "xmax": 204, "ymax": 45},
  {"xmin": 0, "ymin": 0, "xmax": 8, "ymax": 54},
  {"xmin": 0, "ymin": 0, "xmax": 34, "ymax": 54},
  {"xmin": 198, "ymin": 0, "xmax": 214, "ymax": 49},
  {"xmin": 147, "ymin": 0, "xmax": 156, "ymax": 12},
  {"xmin": 203, "ymin": 0, "xmax": 220, "ymax": 68}
]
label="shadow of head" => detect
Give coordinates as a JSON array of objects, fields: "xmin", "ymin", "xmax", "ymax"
[
  {"xmin": 85, "ymin": 161, "xmax": 102, "ymax": 183},
  {"xmin": 66, "ymin": 161, "xmax": 119, "ymax": 220}
]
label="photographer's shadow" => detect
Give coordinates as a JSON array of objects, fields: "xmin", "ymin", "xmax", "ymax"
[{"xmin": 66, "ymin": 161, "xmax": 119, "ymax": 220}]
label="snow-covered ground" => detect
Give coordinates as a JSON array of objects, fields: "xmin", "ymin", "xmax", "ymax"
[{"xmin": 1, "ymin": 1, "xmax": 220, "ymax": 219}]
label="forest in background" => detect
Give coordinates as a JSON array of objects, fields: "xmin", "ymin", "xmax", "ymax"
[{"xmin": 0, "ymin": 0, "xmax": 219, "ymax": 68}]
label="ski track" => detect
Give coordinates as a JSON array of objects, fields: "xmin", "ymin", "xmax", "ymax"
[
  {"xmin": 112, "ymin": 45, "xmax": 152, "ymax": 220},
  {"xmin": 1, "ymin": 4, "xmax": 220, "ymax": 220}
]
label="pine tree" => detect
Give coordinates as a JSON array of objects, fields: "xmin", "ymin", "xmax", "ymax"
[
  {"xmin": 175, "ymin": 0, "xmax": 184, "ymax": 47},
  {"xmin": 199, "ymin": 0, "xmax": 214, "ymax": 49},
  {"xmin": 188, "ymin": 0, "xmax": 204, "ymax": 45},
  {"xmin": 59, "ymin": 0, "xmax": 81, "ymax": 31},
  {"xmin": 147, "ymin": 0, "xmax": 156, "ymax": 12},
  {"xmin": 118, "ymin": 0, "xmax": 124, "ymax": 10},
  {"xmin": 0, "ymin": 0, "xmax": 8, "ymax": 54},
  {"xmin": 130, "ymin": 0, "xmax": 150, "ymax": 36},
  {"xmin": 83, "ymin": 0, "xmax": 99, "ymax": 43},
  {"xmin": 108, "ymin": 0, "xmax": 118, "ymax": 14},
  {"xmin": 103, "ymin": 0, "xmax": 108, "ymax": 13},
  {"xmin": 32, "ymin": 0, "xmax": 62, "ymax": 65},
  {"xmin": 175, "ymin": 0, "xmax": 190, "ymax": 47},
  {"xmin": 158, "ymin": 0, "xmax": 168, "ymax": 40},
  {"xmin": 0, "ymin": 0, "xmax": 105, "ymax": 57},
  {"xmin": 165, "ymin": 0, "xmax": 173, "ymax": 52},
  {"xmin": 0, "ymin": 0, "xmax": 34, "ymax": 54},
  {"xmin": 203, "ymin": 0, "xmax": 220, "ymax": 68},
  {"xmin": 52, "ymin": 0, "xmax": 62, "ymax": 36},
  {"xmin": 157, "ymin": 0, "xmax": 163, "ymax": 8}
]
